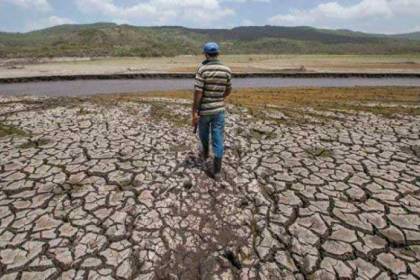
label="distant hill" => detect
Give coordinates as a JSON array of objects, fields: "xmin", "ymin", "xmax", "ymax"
[
  {"xmin": 391, "ymin": 32, "xmax": 420, "ymax": 41},
  {"xmin": 0, "ymin": 23, "xmax": 419, "ymax": 58}
]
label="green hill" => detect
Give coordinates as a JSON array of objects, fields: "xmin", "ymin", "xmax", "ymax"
[
  {"xmin": 0, "ymin": 23, "xmax": 419, "ymax": 58},
  {"xmin": 391, "ymin": 32, "xmax": 420, "ymax": 41}
]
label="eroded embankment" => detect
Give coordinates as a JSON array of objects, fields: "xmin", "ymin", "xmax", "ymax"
[{"xmin": 1, "ymin": 72, "xmax": 420, "ymax": 84}]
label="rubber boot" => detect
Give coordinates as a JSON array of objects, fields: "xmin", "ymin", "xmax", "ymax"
[
  {"xmin": 213, "ymin": 157, "xmax": 223, "ymax": 182},
  {"xmin": 201, "ymin": 147, "xmax": 209, "ymax": 161}
]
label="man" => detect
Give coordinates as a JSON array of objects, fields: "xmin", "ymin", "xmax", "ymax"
[{"xmin": 192, "ymin": 42, "xmax": 232, "ymax": 181}]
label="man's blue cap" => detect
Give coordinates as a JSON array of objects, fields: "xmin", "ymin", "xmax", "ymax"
[{"xmin": 203, "ymin": 42, "xmax": 220, "ymax": 54}]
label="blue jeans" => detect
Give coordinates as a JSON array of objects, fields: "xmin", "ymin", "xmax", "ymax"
[{"xmin": 199, "ymin": 111, "xmax": 225, "ymax": 158}]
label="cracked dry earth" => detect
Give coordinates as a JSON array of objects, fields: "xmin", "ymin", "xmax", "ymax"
[{"xmin": 0, "ymin": 95, "xmax": 419, "ymax": 280}]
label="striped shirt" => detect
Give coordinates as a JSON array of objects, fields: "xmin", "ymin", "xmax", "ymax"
[{"xmin": 194, "ymin": 58, "xmax": 232, "ymax": 116}]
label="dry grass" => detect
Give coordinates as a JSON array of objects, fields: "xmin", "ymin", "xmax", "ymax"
[
  {"xmin": 33, "ymin": 87, "xmax": 418, "ymax": 127},
  {"xmin": 132, "ymin": 87, "xmax": 420, "ymax": 117}
]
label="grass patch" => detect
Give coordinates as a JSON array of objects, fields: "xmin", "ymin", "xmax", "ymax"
[
  {"xmin": 250, "ymin": 214, "xmax": 259, "ymax": 253},
  {"xmin": 89, "ymin": 95, "xmax": 121, "ymax": 108},
  {"xmin": 247, "ymin": 106, "xmax": 320, "ymax": 126},
  {"xmin": 170, "ymin": 143, "xmax": 190, "ymax": 152},
  {"xmin": 133, "ymin": 87, "xmax": 420, "ymax": 117},
  {"xmin": 343, "ymin": 104, "xmax": 420, "ymax": 118},
  {"xmin": 0, "ymin": 123, "xmax": 29, "ymax": 137},
  {"xmin": 148, "ymin": 101, "xmax": 189, "ymax": 127},
  {"xmin": 62, "ymin": 87, "xmax": 419, "ymax": 129},
  {"xmin": 75, "ymin": 95, "xmax": 191, "ymax": 126},
  {"xmin": 250, "ymin": 127, "xmax": 277, "ymax": 140},
  {"xmin": 229, "ymin": 87, "xmax": 420, "ymax": 117},
  {"xmin": 19, "ymin": 138, "xmax": 51, "ymax": 149},
  {"xmin": 248, "ymin": 107, "xmax": 267, "ymax": 120},
  {"xmin": 305, "ymin": 147, "xmax": 334, "ymax": 158},
  {"xmin": 77, "ymin": 107, "xmax": 91, "ymax": 115},
  {"xmin": 235, "ymin": 127, "xmax": 246, "ymax": 136}
]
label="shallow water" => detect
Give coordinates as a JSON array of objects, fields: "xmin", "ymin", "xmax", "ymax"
[{"xmin": 1, "ymin": 77, "xmax": 420, "ymax": 97}]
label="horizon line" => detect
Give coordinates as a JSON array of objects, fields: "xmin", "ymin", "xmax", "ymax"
[{"xmin": 1, "ymin": 22, "xmax": 419, "ymax": 36}]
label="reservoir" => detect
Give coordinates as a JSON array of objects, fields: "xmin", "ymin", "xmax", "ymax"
[{"xmin": 1, "ymin": 77, "xmax": 420, "ymax": 97}]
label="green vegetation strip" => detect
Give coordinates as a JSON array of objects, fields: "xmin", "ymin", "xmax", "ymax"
[
  {"xmin": 305, "ymin": 147, "xmax": 334, "ymax": 158},
  {"xmin": 0, "ymin": 123, "xmax": 29, "ymax": 137}
]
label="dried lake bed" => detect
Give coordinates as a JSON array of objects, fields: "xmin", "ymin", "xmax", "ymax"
[
  {"xmin": 2, "ymin": 55, "xmax": 420, "ymax": 78},
  {"xmin": 0, "ymin": 88, "xmax": 419, "ymax": 279}
]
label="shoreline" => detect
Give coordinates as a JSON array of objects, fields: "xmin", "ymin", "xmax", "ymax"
[{"xmin": 2, "ymin": 72, "xmax": 420, "ymax": 84}]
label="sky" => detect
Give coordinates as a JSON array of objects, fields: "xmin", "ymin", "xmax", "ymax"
[{"xmin": 0, "ymin": 0, "xmax": 419, "ymax": 34}]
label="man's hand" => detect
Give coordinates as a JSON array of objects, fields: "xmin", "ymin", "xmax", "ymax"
[
  {"xmin": 192, "ymin": 112, "xmax": 199, "ymax": 128},
  {"xmin": 223, "ymin": 87, "xmax": 232, "ymax": 98},
  {"xmin": 192, "ymin": 90, "xmax": 203, "ymax": 129}
]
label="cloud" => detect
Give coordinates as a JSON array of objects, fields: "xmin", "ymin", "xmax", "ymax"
[
  {"xmin": 241, "ymin": 19, "xmax": 255, "ymax": 26},
  {"xmin": 46, "ymin": 15, "xmax": 76, "ymax": 26},
  {"xmin": 269, "ymin": 0, "xmax": 392, "ymax": 25},
  {"xmin": 0, "ymin": 0, "xmax": 51, "ymax": 11},
  {"xmin": 225, "ymin": 0, "xmax": 269, "ymax": 2},
  {"xmin": 389, "ymin": 0, "xmax": 420, "ymax": 16},
  {"xmin": 75, "ymin": 0, "xmax": 235, "ymax": 26},
  {"xmin": 268, "ymin": 0, "xmax": 420, "ymax": 33},
  {"xmin": 25, "ymin": 15, "xmax": 75, "ymax": 31}
]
